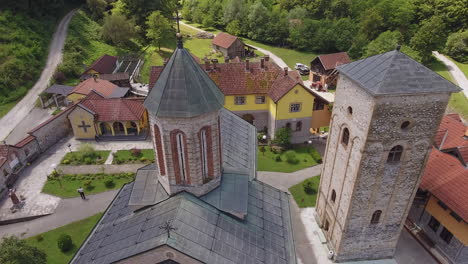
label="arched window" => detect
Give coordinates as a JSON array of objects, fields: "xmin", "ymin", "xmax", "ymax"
[
  {"xmin": 199, "ymin": 126, "xmax": 214, "ymax": 183},
  {"xmin": 342, "ymin": 128, "xmax": 350, "ymax": 146},
  {"xmin": 296, "ymin": 121, "xmax": 302, "ymax": 131},
  {"xmin": 387, "ymin": 145, "xmax": 403, "ymax": 163},
  {"xmin": 154, "ymin": 125, "xmax": 165, "ymax": 176},
  {"xmin": 371, "ymin": 210, "xmax": 382, "ymax": 224},
  {"xmin": 171, "ymin": 130, "xmax": 189, "ymax": 184},
  {"xmin": 331, "ymin": 190, "xmax": 336, "ymax": 203}
]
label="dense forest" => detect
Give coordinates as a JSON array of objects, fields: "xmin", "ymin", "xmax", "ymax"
[
  {"xmin": 181, "ymin": 0, "xmax": 468, "ymax": 63},
  {"xmin": 0, "ymin": 0, "xmax": 84, "ymax": 108}
]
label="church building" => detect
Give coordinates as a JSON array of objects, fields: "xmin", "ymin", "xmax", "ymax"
[
  {"xmin": 71, "ymin": 37, "xmax": 297, "ymax": 264},
  {"xmin": 315, "ymin": 48, "xmax": 461, "ymax": 262}
]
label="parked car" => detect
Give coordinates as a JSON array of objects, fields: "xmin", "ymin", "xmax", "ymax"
[{"xmin": 295, "ymin": 63, "xmax": 310, "ymax": 75}]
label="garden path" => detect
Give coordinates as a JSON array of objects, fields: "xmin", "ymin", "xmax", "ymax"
[
  {"xmin": 433, "ymin": 51, "xmax": 468, "ymax": 97},
  {"xmin": 58, "ymin": 164, "xmax": 144, "ymax": 175}
]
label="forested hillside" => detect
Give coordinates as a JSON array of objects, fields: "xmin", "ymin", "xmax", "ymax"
[
  {"xmin": 0, "ymin": 0, "xmax": 82, "ymax": 114},
  {"xmin": 182, "ymin": 0, "xmax": 467, "ymax": 63}
]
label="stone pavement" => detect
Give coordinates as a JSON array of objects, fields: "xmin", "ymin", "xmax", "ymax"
[{"xmin": 0, "ymin": 189, "xmax": 117, "ymax": 238}]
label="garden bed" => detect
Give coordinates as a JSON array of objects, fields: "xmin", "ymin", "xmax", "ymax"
[
  {"xmin": 60, "ymin": 150, "xmax": 110, "ymax": 165},
  {"xmin": 112, "ymin": 149, "xmax": 155, "ymax": 164},
  {"xmin": 257, "ymin": 145, "xmax": 321, "ymax": 173},
  {"xmin": 42, "ymin": 173, "xmax": 135, "ymax": 198},
  {"xmin": 25, "ymin": 213, "xmax": 103, "ymax": 264},
  {"xmin": 288, "ymin": 176, "xmax": 321, "ymax": 208}
]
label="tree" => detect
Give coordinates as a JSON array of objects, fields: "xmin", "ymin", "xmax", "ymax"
[
  {"xmin": 410, "ymin": 16, "xmax": 447, "ymax": 64},
  {"xmin": 358, "ymin": 8, "xmax": 384, "ymax": 40},
  {"xmin": 86, "ymin": 0, "xmax": 107, "ymax": 20},
  {"xmin": 365, "ymin": 31, "xmax": 403, "ymax": 57},
  {"xmin": 247, "ymin": 1, "xmax": 269, "ymax": 41},
  {"xmin": 102, "ymin": 14, "xmax": 136, "ymax": 46},
  {"xmin": 333, "ymin": 18, "xmax": 358, "ymax": 52},
  {"xmin": 445, "ymin": 31, "xmax": 468, "ymax": 63},
  {"xmin": 0, "ymin": 236, "xmax": 46, "ymax": 264},
  {"xmin": 146, "ymin": 11, "xmax": 172, "ymax": 51},
  {"xmin": 223, "ymin": 0, "xmax": 244, "ymax": 25},
  {"xmin": 226, "ymin": 20, "xmax": 241, "ymax": 36},
  {"xmin": 202, "ymin": 15, "xmax": 215, "ymax": 28},
  {"xmin": 273, "ymin": 127, "xmax": 292, "ymax": 148}
]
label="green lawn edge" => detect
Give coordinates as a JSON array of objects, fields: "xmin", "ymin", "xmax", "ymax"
[
  {"xmin": 288, "ymin": 176, "xmax": 320, "ymax": 208},
  {"xmin": 257, "ymin": 145, "xmax": 320, "ymax": 173},
  {"xmin": 60, "ymin": 150, "xmax": 111, "ymax": 165},
  {"xmin": 112, "ymin": 149, "xmax": 155, "ymax": 164}
]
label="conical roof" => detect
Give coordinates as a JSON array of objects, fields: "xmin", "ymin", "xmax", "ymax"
[
  {"xmin": 144, "ymin": 47, "xmax": 224, "ymax": 118},
  {"xmin": 336, "ymin": 50, "xmax": 461, "ymax": 96}
]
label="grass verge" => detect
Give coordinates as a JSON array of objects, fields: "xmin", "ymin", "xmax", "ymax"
[
  {"xmin": 25, "ymin": 213, "xmax": 103, "ymax": 264},
  {"xmin": 289, "ymin": 176, "xmax": 320, "ymax": 208},
  {"xmin": 112, "ymin": 149, "xmax": 155, "ymax": 164},
  {"xmin": 0, "ymin": 101, "xmax": 18, "ymax": 118},
  {"xmin": 60, "ymin": 150, "xmax": 110, "ymax": 165},
  {"xmin": 257, "ymin": 145, "xmax": 320, "ymax": 173},
  {"xmin": 42, "ymin": 172, "xmax": 135, "ymax": 198}
]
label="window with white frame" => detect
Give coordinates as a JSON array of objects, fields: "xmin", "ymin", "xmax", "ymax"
[
  {"xmin": 255, "ymin": 96, "xmax": 266, "ymax": 104},
  {"xmin": 234, "ymin": 96, "xmax": 246, "ymax": 105},
  {"xmin": 290, "ymin": 103, "xmax": 301, "ymax": 112}
]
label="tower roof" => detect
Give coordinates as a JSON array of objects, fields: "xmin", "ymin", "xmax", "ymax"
[
  {"xmin": 336, "ymin": 50, "xmax": 461, "ymax": 96},
  {"xmin": 144, "ymin": 47, "xmax": 224, "ymax": 118}
]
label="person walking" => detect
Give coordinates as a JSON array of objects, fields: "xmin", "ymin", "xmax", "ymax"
[{"xmin": 77, "ymin": 187, "xmax": 86, "ymax": 200}]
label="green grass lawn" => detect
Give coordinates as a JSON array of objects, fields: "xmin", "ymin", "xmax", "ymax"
[
  {"xmin": 42, "ymin": 173, "xmax": 135, "ymax": 198},
  {"xmin": 288, "ymin": 176, "xmax": 320, "ymax": 208},
  {"xmin": 25, "ymin": 213, "xmax": 103, "ymax": 264},
  {"xmin": 0, "ymin": 100, "xmax": 18, "ymax": 118},
  {"xmin": 112, "ymin": 149, "xmax": 155, "ymax": 164},
  {"xmin": 257, "ymin": 145, "xmax": 320, "ymax": 173},
  {"xmin": 60, "ymin": 150, "xmax": 110, "ymax": 165},
  {"xmin": 428, "ymin": 58, "xmax": 454, "ymax": 83},
  {"xmin": 182, "ymin": 20, "xmax": 222, "ymax": 34}
]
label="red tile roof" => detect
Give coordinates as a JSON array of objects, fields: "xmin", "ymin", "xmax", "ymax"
[
  {"xmin": 212, "ymin": 32, "xmax": 239, "ymax": 49},
  {"xmin": 434, "ymin": 114, "xmax": 468, "ymax": 150},
  {"xmin": 317, "ymin": 52, "xmax": 351, "ymax": 71},
  {"xmin": 72, "ymin": 78, "xmax": 119, "ymax": 97},
  {"xmin": 84, "ymin": 54, "xmax": 117, "ymax": 74},
  {"xmin": 79, "ymin": 98, "xmax": 146, "ymax": 122},
  {"xmin": 268, "ymin": 71, "xmax": 305, "ymax": 102},
  {"xmin": 420, "ymin": 148, "xmax": 468, "ymax": 222},
  {"xmin": 149, "ymin": 66, "xmax": 164, "ymax": 89},
  {"xmin": 14, "ymin": 135, "xmax": 36, "ymax": 148}
]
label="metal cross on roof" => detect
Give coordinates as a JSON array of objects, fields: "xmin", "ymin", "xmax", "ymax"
[{"xmin": 159, "ymin": 220, "xmax": 177, "ymax": 238}]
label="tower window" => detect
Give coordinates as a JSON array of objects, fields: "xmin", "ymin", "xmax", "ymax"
[
  {"xmin": 200, "ymin": 129, "xmax": 208, "ymax": 181},
  {"xmin": 171, "ymin": 130, "xmax": 189, "ymax": 185},
  {"xmin": 370, "ymin": 210, "xmax": 382, "ymax": 224},
  {"xmin": 401, "ymin": 121, "xmax": 411, "ymax": 130},
  {"xmin": 440, "ymin": 227, "xmax": 453, "ymax": 244},
  {"xmin": 347, "ymin": 106, "xmax": 353, "ymax": 115},
  {"xmin": 154, "ymin": 125, "xmax": 166, "ymax": 176},
  {"xmin": 176, "ymin": 133, "xmax": 187, "ymax": 183},
  {"xmin": 331, "ymin": 190, "xmax": 336, "ymax": 203},
  {"xmin": 428, "ymin": 216, "xmax": 440, "ymax": 232},
  {"xmin": 387, "ymin": 145, "xmax": 403, "ymax": 163},
  {"xmin": 296, "ymin": 121, "xmax": 302, "ymax": 131},
  {"xmin": 341, "ymin": 128, "xmax": 350, "ymax": 146}
]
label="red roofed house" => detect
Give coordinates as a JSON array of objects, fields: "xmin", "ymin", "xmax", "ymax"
[
  {"xmin": 0, "ymin": 144, "xmax": 27, "ymax": 195},
  {"xmin": 81, "ymin": 54, "xmax": 118, "ymax": 78},
  {"xmin": 67, "ymin": 77, "xmax": 129, "ymax": 103},
  {"xmin": 212, "ymin": 32, "xmax": 250, "ymax": 59},
  {"xmin": 67, "ymin": 92, "xmax": 149, "ymax": 140},
  {"xmin": 408, "ymin": 114, "xmax": 468, "ymax": 264},
  {"xmin": 309, "ymin": 52, "xmax": 351, "ymax": 88}
]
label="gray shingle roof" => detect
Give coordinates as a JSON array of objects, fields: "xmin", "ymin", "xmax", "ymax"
[
  {"xmin": 44, "ymin": 84, "xmax": 74, "ymax": 96},
  {"xmin": 72, "ymin": 179, "xmax": 296, "ymax": 264},
  {"xmin": 144, "ymin": 47, "xmax": 225, "ymax": 118},
  {"xmin": 129, "ymin": 164, "xmax": 168, "ymax": 209},
  {"xmin": 336, "ymin": 50, "xmax": 461, "ymax": 96}
]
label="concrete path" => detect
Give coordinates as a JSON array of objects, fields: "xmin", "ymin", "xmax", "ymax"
[
  {"xmin": 180, "ymin": 21, "xmax": 291, "ymax": 70},
  {"xmin": 0, "ymin": 9, "xmax": 77, "ymax": 141},
  {"xmin": 257, "ymin": 165, "xmax": 322, "ymax": 193},
  {"xmin": 0, "ymin": 189, "xmax": 117, "ymax": 239},
  {"xmin": 433, "ymin": 51, "xmax": 468, "ymax": 98}
]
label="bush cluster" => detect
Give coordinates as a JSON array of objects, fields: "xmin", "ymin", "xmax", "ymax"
[
  {"xmin": 284, "ymin": 150, "xmax": 299, "ymax": 164},
  {"xmin": 57, "ymin": 234, "xmax": 73, "ymax": 252}
]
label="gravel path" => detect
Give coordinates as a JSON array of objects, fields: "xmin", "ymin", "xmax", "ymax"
[
  {"xmin": 433, "ymin": 51, "xmax": 468, "ymax": 97},
  {"xmin": 0, "ymin": 9, "xmax": 77, "ymax": 141}
]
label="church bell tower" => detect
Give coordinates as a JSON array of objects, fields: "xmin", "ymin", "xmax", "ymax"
[
  {"xmin": 316, "ymin": 50, "xmax": 460, "ymax": 262},
  {"xmin": 143, "ymin": 37, "xmax": 225, "ymax": 197}
]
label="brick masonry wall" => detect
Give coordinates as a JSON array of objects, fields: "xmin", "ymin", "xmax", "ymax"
[{"xmin": 317, "ymin": 74, "xmax": 451, "ymax": 262}]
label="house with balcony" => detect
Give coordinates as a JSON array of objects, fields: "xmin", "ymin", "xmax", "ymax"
[{"xmin": 309, "ymin": 52, "xmax": 351, "ymax": 89}]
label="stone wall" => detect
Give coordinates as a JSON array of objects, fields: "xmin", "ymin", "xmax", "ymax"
[{"xmin": 316, "ymin": 74, "xmax": 451, "ymax": 262}]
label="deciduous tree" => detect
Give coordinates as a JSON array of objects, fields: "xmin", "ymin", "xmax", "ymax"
[
  {"xmin": 146, "ymin": 11, "xmax": 172, "ymax": 51},
  {"xmin": 102, "ymin": 14, "xmax": 136, "ymax": 46},
  {"xmin": 365, "ymin": 31, "xmax": 403, "ymax": 57},
  {"xmin": 445, "ymin": 31, "xmax": 468, "ymax": 63},
  {"xmin": 410, "ymin": 16, "xmax": 447, "ymax": 64},
  {"xmin": 0, "ymin": 236, "xmax": 46, "ymax": 264},
  {"xmin": 86, "ymin": 0, "xmax": 107, "ymax": 20}
]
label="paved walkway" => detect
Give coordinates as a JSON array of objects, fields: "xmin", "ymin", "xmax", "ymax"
[
  {"xmin": 180, "ymin": 21, "xmax": 290, "ymax": 70},
  {"xmin": 0, "ymin": 9, "xmax": 77, "ymax": 141},
  {"xmin": 58, "ymin": 164, "xmax": 144, "ymax": 175},
  {"xmin": 433, "ymin": 51, "xmax": 468, "ymax": 98}
]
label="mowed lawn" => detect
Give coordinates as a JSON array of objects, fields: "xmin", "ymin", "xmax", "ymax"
[
  {"xmin": 0, "ymin": 100, "xmax": 18, "ymax": 118},
  {"xmin": 25, "ymin": 213, "xmax": 103, "ymax": 264},
  {"xmin": 288, "ymin": 176, "xmax": 320, "ymax": 208},
  {"xmin": 112, "ymin": 149, "xmax": 155, "ymax": 164},
  {"xmin": 257, "ymin": 146, "xmax": 320, "ymax": 173}
]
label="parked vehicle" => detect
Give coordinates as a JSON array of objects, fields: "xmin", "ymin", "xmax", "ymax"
[{"xmin": 295, "ymin": 63, "xmax": 310, "ymax": 75}]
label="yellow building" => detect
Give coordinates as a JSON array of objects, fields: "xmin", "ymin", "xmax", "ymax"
[
  {"xmin": 67, "ymin": 92, "xmax": 148, "ymax": 140},
  {"xmin": 149, "ymin": 58, "xmax": 334, "ymax": 143}
]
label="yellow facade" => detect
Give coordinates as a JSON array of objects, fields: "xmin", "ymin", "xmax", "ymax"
[
  {"xmin": 276, "ymin": 84, "xmax": 314, "ymax": 120},
  {"xmin": 67, "ymin": 93, "xmax": 86, "ymax": 104},
  {"xmin": 426, "ymin": 196, "xmax": 468, "ymax": 245},
  {"xmin": 68, "ymin": 107, "xmax": 96, "ymax": 139},
  {"xmin": 268, "ymin": 97, "xmax": 277, "ymax": 119},
  {"xmin": 223, "ymin": 94, "xmax": 269, "ymax": 112}
]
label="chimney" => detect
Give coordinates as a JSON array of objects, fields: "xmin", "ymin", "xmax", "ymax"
[
  {"xmin": 224, "ymin": 56, "xmax": 230, "ymax": 63},
  {"xmin": 211, "ymin": 59, "xmax": 218, "ymax": 70},
  {"xmin": 264, "ymin": 55, "xmax": 270, "ymax": 62},
  {"xmin": 260, "ymin": 58, "xmax": 265, "ymax": 69},
  {"xmin": 284, "ymin": 67, "xmax": 288, "ymax": 76},
  {"xmin": 245, "ymin": 60, "xmax": 250, "ymax": 71},
  {"xmin": 205, "ymin": 60, "xmax": 210, "ymax": 71}
]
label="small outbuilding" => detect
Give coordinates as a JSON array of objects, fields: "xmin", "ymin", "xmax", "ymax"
[
  {"xmin": 212, "ymin": 32, "xmax": 251, "ymax": 59},
  {"xmin": 309, "ymin": 52, "xmax": 351, "ymax": 88}
]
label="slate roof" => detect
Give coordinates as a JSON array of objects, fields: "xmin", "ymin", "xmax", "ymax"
[
  {"xmin": 72, "ymin": 179, "xmax": 296, "ymax": 264},
  {"xmin": 84, "ymin": 54, "xmax": 118, "ymax": 74},
  {"xmin": 212, "ymin": 32, "xmax": 239, "ymax": 49},
  {"xmin": 78, "ymin": 98, "xmax": 146, "ymax": 122},
  {"xmin": 314, "ymin": 52, "xmax": 351, "ymax": 71},
  {"xmin": 129, "ymin": 164, "xmax": 169, "ymax": 208},
  {"xmin": 144, "ymin": 47, "xmax": 225, "ymax": 118},
  {"xmin": 44, "ymin": 84, "xmax": 74, "ymax": 96},
  {"xmin": 336, "ymin": 50, "xmax": 461, "ymax": 96},
  {"xmin": 71, "ymin": 78, "xmax": 127, "ymax": 98}
]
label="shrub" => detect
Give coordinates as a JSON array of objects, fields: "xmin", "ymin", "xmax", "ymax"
[
  {"xmin": 273, "ymin": 127, "xmax": 291, "ymax": 148},
  {"xmin": 53, "ymin": 71, "xmax": 66, "ymax": 84},
  {"xmin": 84, "ymin": 157, "xmax": 93, "ymax": 165},
  {"xmin": 275, "ymin": 155, "xmax": 282, "ymax": 162},
  {"xmin": 303, "ymin": 181, "xmax": 316, "ymax": 195},
  {"xmin": 36, "ymin": 235, "xmax": 44, "ymax": 242},
  {"xmin": 62, "ymin": 159, "xmax": 70, "ymax": 165},
  {"xmin": 140, "ymin": 157, "xmax": 147, "ymax": 162},
  {"xmin": 284, "ymin": 151, "xmax": 299, "ymax": 164},
  {"xmin": 130, "ymin": 148, "xmax": 141, "ymax": 157},
  {"xmin": 84, "ymin": 180, "xmax": 93, "ymax": 190},
  {"xmin": 57, "ymin": 234, "xmax": 73, "ymax": 252},
  {"xmin": 259, "ymin": 146, "xmax": 266, "ymax": 156},
  {"xmin": 309, "ymin": 148, "xmax": 322, "ymax": 163},
  {"xmin": 104, "ymin": 179, "xmax": 114, "ymax": 188}
]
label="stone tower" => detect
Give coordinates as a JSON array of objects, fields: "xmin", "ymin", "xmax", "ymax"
[
  {"xmin": 143, "ymin": 40, "xmax": 225, "ymax": 197},
  {"xmin": 316, "ymin": 50, "xmax": 460, "ymax": 262}
]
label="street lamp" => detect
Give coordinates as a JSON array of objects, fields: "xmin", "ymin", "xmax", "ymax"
[
  {"xmin": 262, "ymin": 135, "xmax": 267, "ymax": 140},
  {"xmin": 51, "ymin": 163, "xmax": 62, "ymax": 188},
  {"xmin": 67, "ymin": 143, "xmax": 72, "ymax": 153},
  {"xmin": 308, "ymin": 140, "xmax": 312, "ymax": 144}
]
